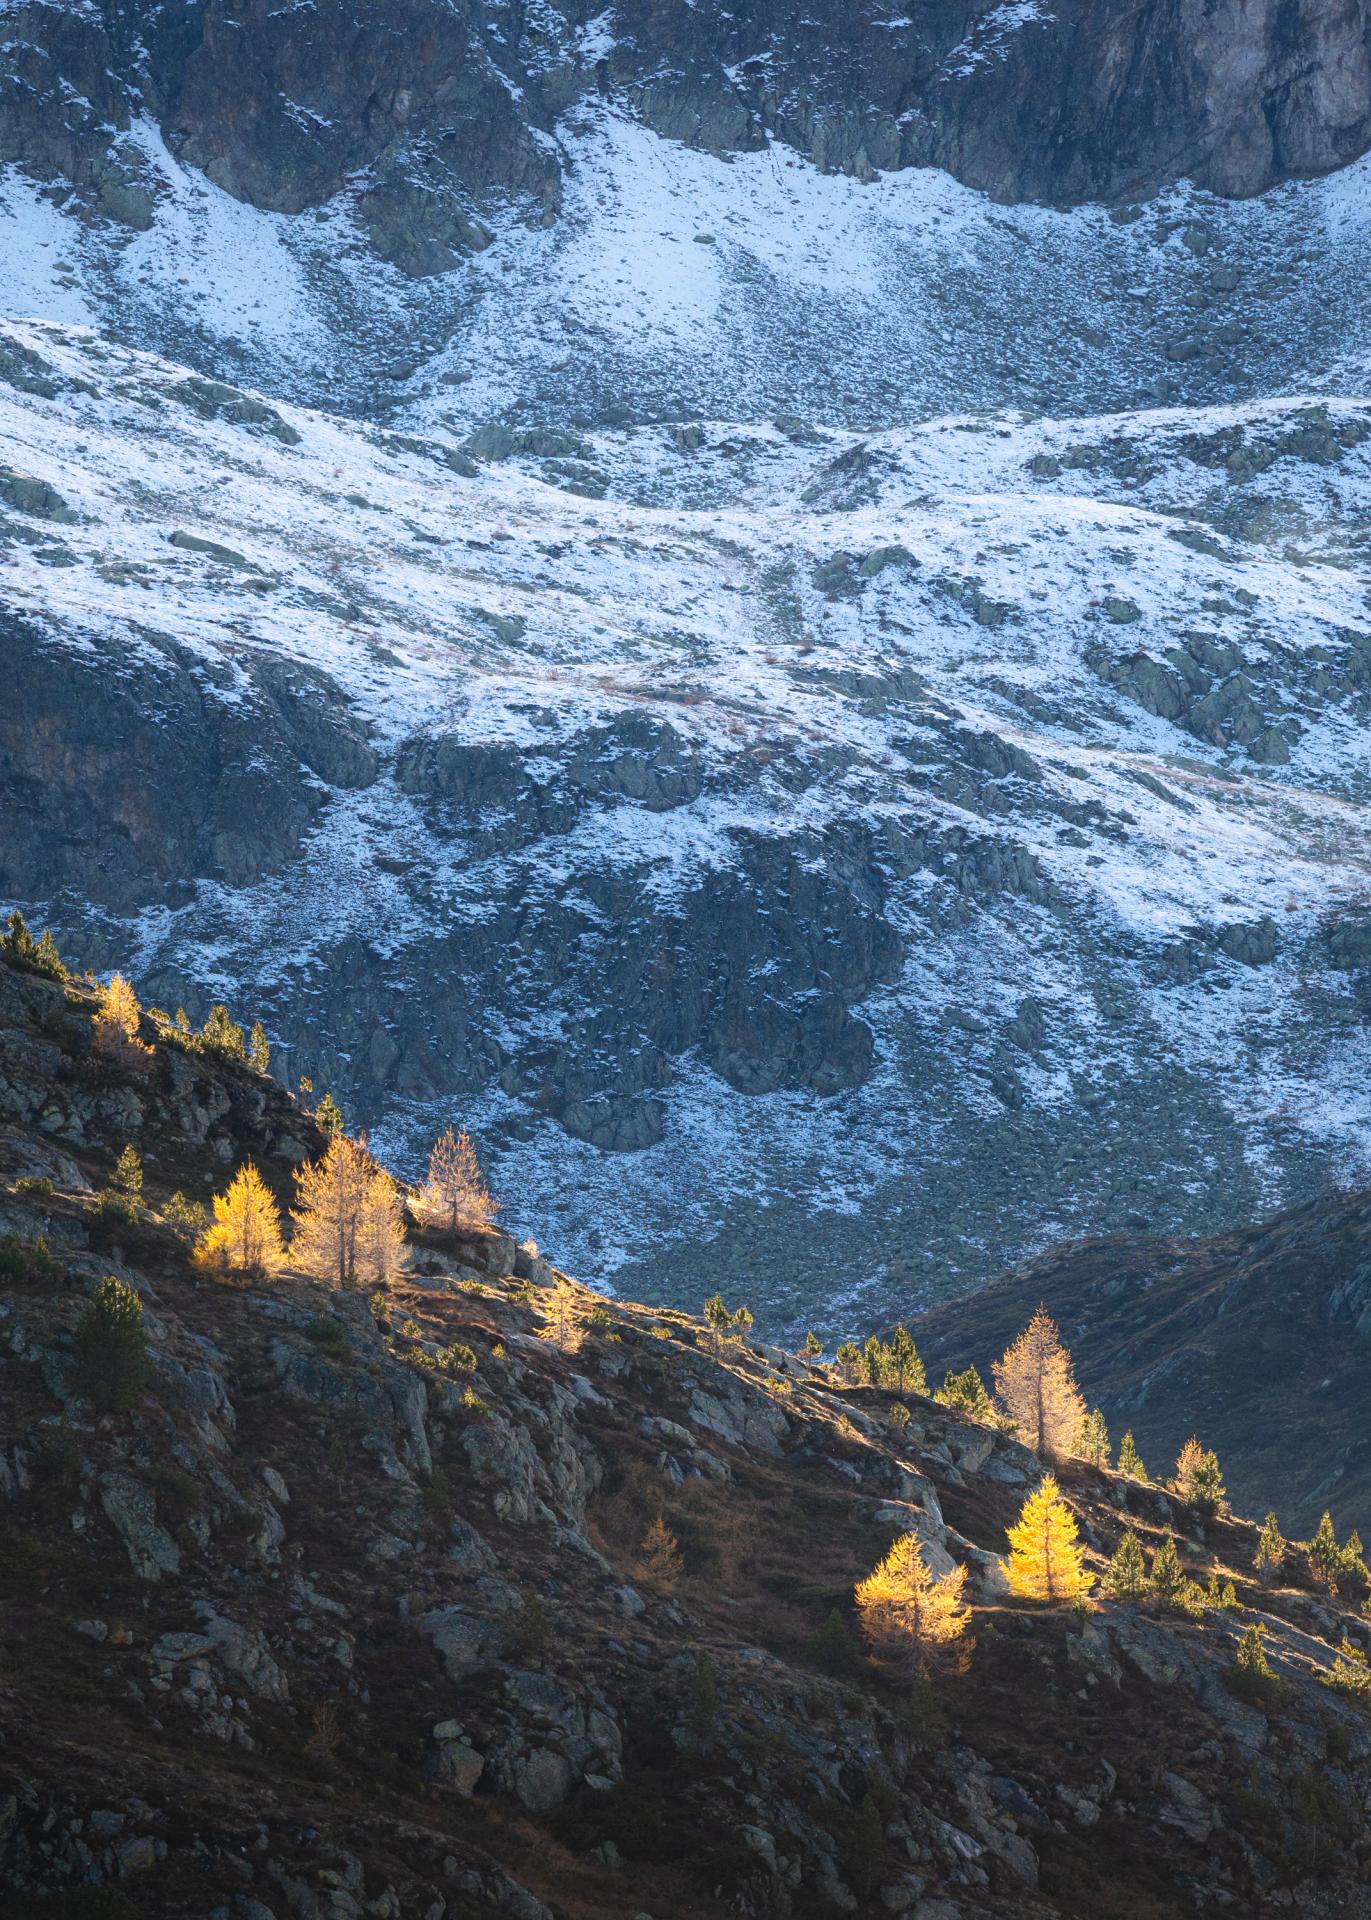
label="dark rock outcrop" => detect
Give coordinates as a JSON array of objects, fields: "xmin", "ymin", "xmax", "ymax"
[
  {"xmin": 0, "ymin": 613, "xmax": 377, "ymax": 910},
  {"xmin": 4, "ymin": 0, "xmax": 1371, "ymax": 273}
]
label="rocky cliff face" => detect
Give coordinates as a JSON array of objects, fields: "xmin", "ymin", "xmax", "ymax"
[
  {"xmin": 4, "ymin": 950, "xmax": 1371, "ymax": 1919},
  {"xmin": 3, "ymin": 0, "xmax": 1371, "ymax": 277}
]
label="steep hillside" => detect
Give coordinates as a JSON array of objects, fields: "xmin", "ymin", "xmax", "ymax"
[
  {"xmin": 5, "ymin": 939, "xmax": 1371, "ymax": 1917},
  {"xmin": 6, "ymin": 105, "xmax": 1371, "ymax": 429},
  {"xmin": 915, "ymin": 1190, "xmax": 1371, "ymax": 1541}
]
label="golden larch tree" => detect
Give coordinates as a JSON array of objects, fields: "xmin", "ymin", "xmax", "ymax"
[
  {"xmin": 855, "ymin": 1533, "xmax": 971, "ymax": 1668},
  {"xmin": 541, "ymin": 1274, "xmax": 587, "ymax": 1354},
  {"xmin": 291, "ymin": 1133, "xmax": 405, "ymax": 1287},
  {"xmin": 357, "ymin": 1164, "xmax": 409, "ymax": 1286},
  {"xmin": 1003, "ymin": 1475, "xmax": 1093, "ymax": 1602},
  {"xmin": 634, "ymin": 1515, "xmax": 684, "ymax": 1591},
  {"xmin": 92, "ymin": 972, "xmax": 152, "ymax": 1065},
  {"xmin": 195, "ymin": 1163, "xmax": 287, "ymax": 1280},
  {"xmin": 993, "ymin": 1305, "xmax": 1086, "ymax": 1460},
  {"xmin": 415, "ymin": 1125, "xmax": 500, "ymax": 1233}
]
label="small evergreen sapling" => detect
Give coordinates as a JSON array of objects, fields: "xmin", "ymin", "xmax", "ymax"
[
  {"xmin": 33, "ymin": 927, "xmax": 63, "ymax": 978},
  {"xmin": 1228, "ymin": 1624, "xmax": 1280, "ymax": 1704},
  {"xmin": 1341, "ymin": 1530, "xmax": 1371, "ymax": 1602},
  {"xmin": 1117, "ymin": 1431, "xmax": 1147, "ymax": 1480},
  {"xmin": 1326, "ymin": 1640, "xmax": 1371, "ymax": 1700},
  {"xmin": 1174, "ymin": 1436, "xmax": 1226, "ymax": 1515},
  {"xmin": 162, "ymin": 1191, "xmax": 209, "ymax": 1240},
  {"xmin": 807, "ymin": 1607, "xmax": 861, "ymax": 1678},
  {"xmin": 1079, "ymin": 1408, "xmax": 1110, "ymax": 1469},
  {"xmin": 1149, "ymin": 1533, "xmax": 1187, "ymax": 1609},
  {"xmin": 887, "ymin": 1323, "xmax": 927, "ymax": 1395},
  {"xmin": 1309, "ymin": 1510, "xmax": 1342, "ymax": 1588},
  {"xmin": 686, "ymin": 1653, "xmax": 719, "ymax": 1747},
  {"xmin": 1102, "ymin": 1528, "xmax": 1147, "ymax": 1601},
  {"xmin": 802, "ymin": 1330, "xmax": 824, "ymax": 1361},
  {"xmin": 2, "ymin": 911, "xmax": 64, "ymax": 978},
  {"xmin": 112, "ymin": 1145, "xmax": 143, "ymax": 1206},
  {"xmin": 248, "ymin": 1021, "xmax": 271, "ymax": 1072},
  {"xmin": 904, "ymin": 1663, "xmax": 950, "ymax": 1750},
  {"xmin": 1307, "ymin": 1511, "xmax": 1370, "ymax": 1598},
  {"xmin": 835, "ymin": 1341, "xmax": 863, "ymax": 1384},
  {"xmin": 1205, "ymin": 1572, "xmax": 1241, "ymax": 1612},
  {"xmin": 851, "ymin": 1794, "xmax": 886, "ymax": 1903},
  {"xmin": 2, "ymin": 909, "xmax": 36, "ymax": 967},
  {"xmin": 1255, "ymin": 1511, "xmax": 1286, "ymax": 1580},
  {"xmin": 935, "ymin": 1365, "xmax": 995, "ymax": 1422},
  {"xmin": 200, "ymin": 1004, "xmax": 245, "ymax": 1059},
  {"xmin": 75, "ymin": 1275, "xmax": 149, "ymax": 1413},
  {"xmin": 703, "ymin": 1292, "xmax": 752, "ymax": 1351}
]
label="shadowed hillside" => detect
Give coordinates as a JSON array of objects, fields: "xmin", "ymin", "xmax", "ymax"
[{"xmin": 3, "ymin": 929, "xmax": 1371, "ymax": 1917}]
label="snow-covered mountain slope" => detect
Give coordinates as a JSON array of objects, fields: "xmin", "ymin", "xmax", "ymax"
[
  {"xmin": 6, "ymin": 111, "xmax": 1371, "ymax": 432},
  {"xmin": 6, "ymin": 234, "xmax": 1371, "ymax": 1329},
  {"xmin": 7, "ymin": 100, "xmax": 1371, "ymax": 1329}
]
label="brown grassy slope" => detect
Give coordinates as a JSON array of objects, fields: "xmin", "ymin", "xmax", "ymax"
[{"xmin": 3, "ymin": 950, "xmax": 1371, "ymax": 1918}]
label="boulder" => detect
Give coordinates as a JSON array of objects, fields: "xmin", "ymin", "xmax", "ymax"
[
  {"xmin": 513, "ymin": 1746, "xmax": 573, "ymax": 1814},
  {"xmin": 419, "ymin": 1604, "xmax": 508, "ymax": 1677},
  {"xmin": 100, "ymin": 1472, "xmax": 180, "ymax": 1580}
]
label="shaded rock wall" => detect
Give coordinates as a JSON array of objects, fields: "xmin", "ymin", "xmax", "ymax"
[
  {"xmin": 3, "ymin": 0, "xmax": 1371, "ymax": 272},
  {"xmin": 0, "ymin": 613, "xmax": 377, "ymax": 910}
]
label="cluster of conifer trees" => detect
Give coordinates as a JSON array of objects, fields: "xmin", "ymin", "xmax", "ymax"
[
  {"xmin": 195, "ymin": 1121, "xmax": 499, "ymax": 1288},
  {"xmin": 836, "ymin": 1304, "xmax": 1357, "ymax": 1683}
]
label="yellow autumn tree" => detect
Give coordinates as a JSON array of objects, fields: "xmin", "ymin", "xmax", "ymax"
[
  {"xmin": 1003, "ymin": 1475, "xmax": 1093, "ymax": 1602},
  {"xmin": 414, "ymin": 1125, "xmax": 501, "ymax": 1232},
  {"xmin": 92, "ymin": 972, "xmax": 152, "ymax": 1065},
  {"xmin": 194, "ymin": 1163, "xmax": 287, "ymax": 1280},
  {"xmin": 634, "ymin": 1515, "xmax": 684, "ymax": 1591},
  {"xmin": 855, "ymin": 1534, "xmax": 971, "ymax": 1668},
  {"xmin": 992, "ymin": 1305, "xmax": 1086, "ymax": 1460},
  {"xmin": 357, "ymin": 1164, "xmax": 409, "ymax": 1286},
  {"xmin": 291, "ymin": 1133, "xmax": 406, "ymax": 1288},
  {"xmin": 541, "ymin": 1274, "xmax": 587, "ymax": 1354}
]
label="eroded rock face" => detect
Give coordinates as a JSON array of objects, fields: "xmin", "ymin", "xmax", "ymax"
[
  {"xmin": 3, "ymin": 0, "xmax": 1371, "ymax": 274},
  {"xmin": 0, "ymin": 613, "xmax": 377, "ymax": 912}
]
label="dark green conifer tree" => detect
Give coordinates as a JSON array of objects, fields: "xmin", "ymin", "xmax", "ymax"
[{"xmin": 75, "ymin": 1275, "xmax": 149, "ymax": 1413}]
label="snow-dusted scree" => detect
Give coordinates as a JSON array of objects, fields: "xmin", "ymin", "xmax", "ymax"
[{"xmin": 5, "ymin": 113, "xmax": 1371, "ymax": 1324}]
